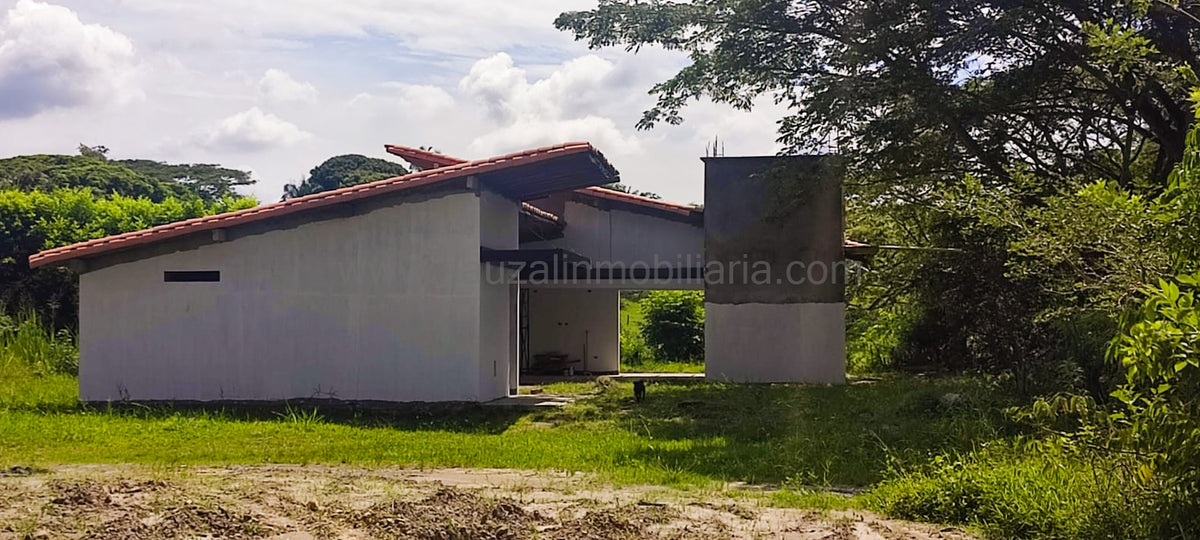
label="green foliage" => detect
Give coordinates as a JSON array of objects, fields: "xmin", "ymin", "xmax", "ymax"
[
  {"xmin": 76, "ymin": 144, "xmax": 108, "ymax": 160},
  {"xmin": 282, "ymin": 154, "xmax": 409, "ymax": 200},
  {"xmin": 639, "ymin": 291, "xmax": 704, "ymax": 362},
  {"xmin": 0, "ymin": 372, "xmax": 1009, "ymax": 489},
  {"xmin": 620, "ymin": 296, "xmax": 703, "ymax": 372},
  {"xmin": 619, "ymin": 296, "xmax": 650, "ymax": 366},
  {"xmin": 619, "ymin": 325, "xmax": 652, "ymax": 366},
  {"xmin": 557, "ymin": 0, "xmax": 1197, "ymax": 187},
  {"xmin": 0, "ymin": 312, "xmax": 76, "ymax": 376},
  {"xmin": 846, "ymin": 161, "xmax": 1199, "ymax": 390},
  {"xmin": 0, "ymin": 188, "xmax": 256, "ymax": 328},
  {"xmin": 845, "ymin": 298, "xmax": 915, "ymax": 374},
  {"xmin": 0, "ymin": 155, "xmax": 190, "ymax": 201},
  {"xmin": 870, "ymin": 442, "xmax": 1149, "ymax": 539},
  {"xmin": 0, "ymin": 154, "xmax": 256, "ymax": 204},
  {"xmin": 119, "ymin": 159, "xmax": 255, "ymax": 202},
  {"xmin": 601, "ymin": 183, "xmax": 660, "ymax": 199},
  {"xmin": 1104, "ymin": 273, "xmax": 1200, "ymax": 533}
]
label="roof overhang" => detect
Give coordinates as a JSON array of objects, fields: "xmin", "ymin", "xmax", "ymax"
[
  {"xmin": 386, "ymin": 145, "xmax": 702, "ymax": 224},
  {"xmin": 477, "ymin": 150, "xmax": 618, "ymax": 201}
]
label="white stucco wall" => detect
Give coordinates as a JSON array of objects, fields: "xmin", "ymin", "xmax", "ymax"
[
  {"xmin": 79, "ymin": 191, "xmax": 493, "ymax": 403},
  {"xmin": 477, "ymin": 189, "xmax": 519, "ymax": 399},
  {"xmin": 523, "ymin": 201, "xmax": 703, "ymax": 267},
  {"xmin": 527, "ymin": 288, "xmax": 619, "ymax": 373},
  {"xmin": 704, "ymin": 302, "xmax": 846, "ymax": 384}
]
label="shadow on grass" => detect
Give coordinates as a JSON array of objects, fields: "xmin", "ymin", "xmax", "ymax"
[
  {"xmin": 0, "ymin": 366, "xmax": 531, "ymax": 433},
  {"xmin": 533, "ymin": 376, "xmax": 1022, "ymax": 487},
  {"xmin": 2, "ymin": 371, "xmax": 1022, "ymax": 484},
  {"xmin": 97, "ymin": 399, "xmax": 532, "ymax": 434}
]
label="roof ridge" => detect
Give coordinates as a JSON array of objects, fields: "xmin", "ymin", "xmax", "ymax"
[{"xmin": 384, "ymin": 144, "xmax": 468, "ymax": 168}]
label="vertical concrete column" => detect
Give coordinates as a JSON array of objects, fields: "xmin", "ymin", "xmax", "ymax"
[{"xmin": 703, "ymin": 156, "xmax": 846, "ymax": 383}]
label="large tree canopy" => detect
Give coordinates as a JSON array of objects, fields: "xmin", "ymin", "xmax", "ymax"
[
  {"xmin": 0, "ymin": 153, "xmax": 256, "ymax": 203},
  {"xmin": 0, "ymin": 149, "xmax": 258, "ymax": 328},
  {"xmin": 282, "ymin": 155, "xmax": 410, "ymax": 200},
  {"xmin": 556, "ymin": 0, "xmax": 1200, "ymax": 186},
  {"xmin": 0, "ymin": 155, "xmax": 191, "ymax": 202},
  {"xmin": 119, "ymin": 160, "xmax": 255, "ymax": 202}
]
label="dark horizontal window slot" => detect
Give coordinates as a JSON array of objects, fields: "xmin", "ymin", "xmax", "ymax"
[{"xmin": 164, "ymin": 271, "xmax": 220, "ymax": 282}]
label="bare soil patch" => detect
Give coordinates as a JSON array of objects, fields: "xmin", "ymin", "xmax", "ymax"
[{"xmin": 0, "ymin": 465, "xmax": 974, "ymax": 539}]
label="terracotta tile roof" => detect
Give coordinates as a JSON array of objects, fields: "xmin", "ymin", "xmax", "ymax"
[
  {"xmin": 385, "ymin": 145, "xmax": 703, "ymax": 218},
  {"xmin": 573, "ymin": 186, "xmax": 700, "ymax": 217},
  {"xmin": 30, "ymin": 142, "xmax": 605, "ymax": 269},
  {"xmin": 520, "ymin": 202, "xmax": 560, "ymax": 223},
  {"xmin": 383, "ymin": 144, "xmax": 467, "ymax": 170},
  {"xmin": 380, "ymin": 144, "xmax": 866, "ymax": 250}
]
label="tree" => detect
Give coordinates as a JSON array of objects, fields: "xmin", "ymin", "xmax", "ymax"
[
  {"xmin": 77, "ymin": 144, "xmax": 108, "ymax": 160},
  {"xmin": 640, "ymin": 290, "xmax": 705, "ymax": 362},
  {"xmin": 0, "ymin": 150, "xmax": 260, "ymax": 329},
  {"xmin": 282, "ymin": 155, "xmax": 409, "ymax": 200},
  {"xmin": 0, "ymin": 188, "xmax": 256, "ymax": 329},
  {"xmin": 556, "ymin": 0, "xmax": 1200, "ymax": 187},
  {"xmin": 0, "ymin": 155, "xmax": 190, "ymax": 201},
  {"xmin": 119, "ymin": 160, "xmax": 256, "ymax": 202}
]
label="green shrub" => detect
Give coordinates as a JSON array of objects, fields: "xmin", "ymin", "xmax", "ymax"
[
  {"xmin": 620, "ymin": 328, "xmax": 651, "ymax": 366},
  {"xmin": 639, "ymin": 290, "xmax": 704, "ymax": 362},
  {"xmin": 870, "ymin": 442, "xmax": 1146, "ymax": 539},
  {"xmin": 1106, "ymin": 272, "xmax": 1200, "ymax": 534},
  {"xmin": 0, "ymin": 187, "xmax": 256, "ymax": 329},
  {"xmin": 0, "ymin": 312, "xmax": 77, "ymax": 376}
]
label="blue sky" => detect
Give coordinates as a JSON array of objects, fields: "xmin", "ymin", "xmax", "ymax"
[{"xmin": 0, "ymin": 0, "xmax": 789, "ymax": 204}]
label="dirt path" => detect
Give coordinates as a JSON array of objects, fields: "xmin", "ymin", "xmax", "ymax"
[{"xmin": 0, "ymin": 465, "xmax": 973, "ymax": 539}]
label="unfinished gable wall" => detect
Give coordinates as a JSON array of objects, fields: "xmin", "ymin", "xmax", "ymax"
[
  {"xmin": 78, "ymin": 190, "xmax": 485, "ymax": 403},
  {"xmin": 522, "ymin": 201, "xmax": 703, "ymax": 267}
]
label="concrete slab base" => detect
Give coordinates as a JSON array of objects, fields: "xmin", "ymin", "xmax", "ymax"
[{"xmin": 482, "ymin": 395, "xmax": 575, "ymax": 408}]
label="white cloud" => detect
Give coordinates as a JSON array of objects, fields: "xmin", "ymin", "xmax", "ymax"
[
  {"xmin": 258, "ymin": 68, "xmax": 318, "ymax": 104},
  {"xmin": 460, "ymin": 53, "xmax": 616, "ymax": 123},
  {"xmin": 469, "ymin": 116, "xmax": 639, "ymax": 155},
  {"xmin": 197, "ymin": 107, "xmax": 311, "ymax": 152},
  {"xmin": 102, "ymin": 0, "xmax": 599, "ymax": 58},
  {"xmin": 0, "ymin": 0, "xmax": 140, "ymax": 119},
  {"xmin": 0, "ymin": 2, "xmax": 779, "ymax": 205},
  {"xmin": 458, "ymin": 53, "xmax": 641, "ymax": 155},
  {"xmin": 352, "ymin": 83, "xmax": 454, "ymax": 114}
]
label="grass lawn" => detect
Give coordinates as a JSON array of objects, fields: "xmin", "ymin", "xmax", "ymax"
[
  {"xmin": 0, "ymin": 364, "xmax": 1012, "ymax": 502},
  {"xmin": 621, "ymin": 359, "xmax": 705, "ymax": 373}
]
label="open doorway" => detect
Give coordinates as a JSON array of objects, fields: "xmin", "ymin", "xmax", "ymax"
[
  {"xmin": 521, "ymin": 287, "xmax": 619, "ymax": 377},
  {"xmin": 618, "ymin": 290, "xmax": 705, "ymax": 374}
]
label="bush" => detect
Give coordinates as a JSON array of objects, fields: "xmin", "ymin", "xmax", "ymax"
[
  {"xmin": 1105, "ymin": 272, "xmax": 1200, "ymax": 534},
  {"xmin": 619, "ymin": 327, "xmax": 651, "ymax": 366},
  {"xmin": 639, "ymin": 291, "xmax": 704, "ymax": 362},
  {"xmin": 0, "ymin": 188, "xmax": 256, "ymax": 329},
  {"xmin": 870, "ymin": 442, "xmax": 1147, "ymax": 539},
  {"xmin": 0, "ymin": 312, "xmax": 77, "ymax": 376}
]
